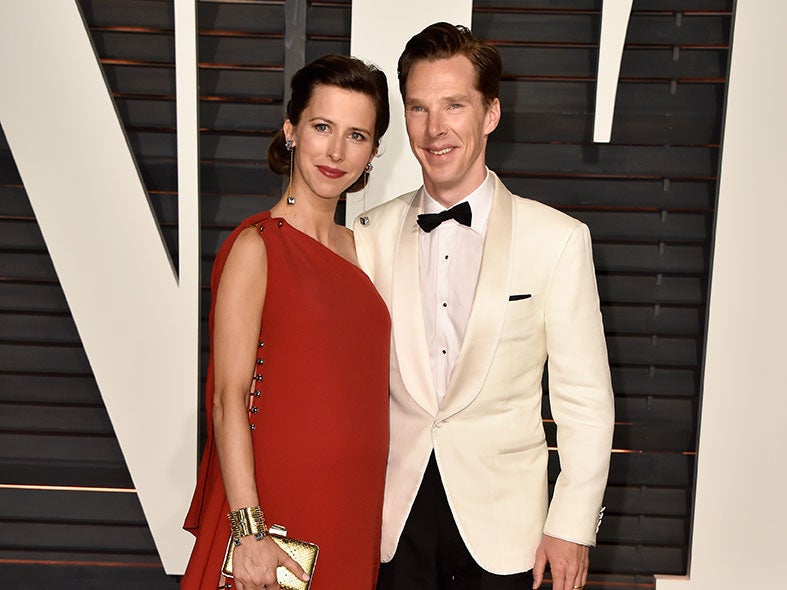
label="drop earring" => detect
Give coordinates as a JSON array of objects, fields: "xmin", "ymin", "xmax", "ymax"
[
  {"xmin": 362, "ymin": 161, "xmax": 373, "ymax": 212},
  {"xmin": 285, "ymin": 138, "xmax": 295, "ymax": 205}
]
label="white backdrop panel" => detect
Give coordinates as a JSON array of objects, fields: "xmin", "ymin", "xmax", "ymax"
[
  {"xmin": 0, "ymin": 1, "xmax": 198, "ymax": 573},
  {"xmin": 656, "ymin": 2, "xmax": 787, "ymax": 587}
]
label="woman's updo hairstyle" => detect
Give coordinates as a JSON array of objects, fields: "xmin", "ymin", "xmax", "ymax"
[{"xmin": 267, "ymin": 54, "xmax": 390, "ymax": 193}]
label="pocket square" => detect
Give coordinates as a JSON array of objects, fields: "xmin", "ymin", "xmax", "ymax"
[{"xmin": 509, "ymin": 294, "xmax": 532, "ymax": 301}]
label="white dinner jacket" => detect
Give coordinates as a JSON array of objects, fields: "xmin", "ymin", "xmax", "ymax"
[{"xmin": 353, "ymin": 172, "xmax": 614, "ymax": 574}]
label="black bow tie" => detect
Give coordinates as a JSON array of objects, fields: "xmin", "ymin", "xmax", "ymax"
[{"xmin": 416, "ymin": 201, "xmax": 472, "ymax": 233}]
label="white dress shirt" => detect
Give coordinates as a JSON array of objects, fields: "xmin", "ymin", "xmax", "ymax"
[{"xmin": 419, "ymin": 171, "xmax": 494, "ymax": 405}]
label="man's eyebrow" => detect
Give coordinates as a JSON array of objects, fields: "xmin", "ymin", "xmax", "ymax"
[
  {"xmin": 404, "ymin": 94, "xmax": 473, "ymax": 107},
  {"xmin": 444, "ymin": 94, "xmax": 471, "ymax": 103}
]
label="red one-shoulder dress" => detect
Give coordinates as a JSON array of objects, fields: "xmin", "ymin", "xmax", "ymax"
[{"xmin": 182, "ymin": 212, "xmax": 390, "ymax": 589}]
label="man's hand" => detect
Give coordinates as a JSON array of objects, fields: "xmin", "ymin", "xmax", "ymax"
[{"xmin": 532, "ymin": 534, "xmax": 589, "ymax": 590}]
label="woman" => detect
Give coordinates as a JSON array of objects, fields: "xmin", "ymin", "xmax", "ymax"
[{"xmin": 182, "ymin": 55, "xmax": 391, "ymax": 590}]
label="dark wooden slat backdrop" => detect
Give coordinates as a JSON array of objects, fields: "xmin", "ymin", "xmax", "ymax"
[{"xmin": 0, "ymin": 1, "xmax": 730, "ymax": 587}]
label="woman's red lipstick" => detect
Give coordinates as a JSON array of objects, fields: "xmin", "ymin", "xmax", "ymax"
[{"xmin": 317, "ymin": 165, "xmax": 346, "ymax": 179}]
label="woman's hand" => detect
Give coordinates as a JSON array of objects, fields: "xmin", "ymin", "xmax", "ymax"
[{"xmin": 231, "ymin": 535, "xmax": 309, "ymax": 590}]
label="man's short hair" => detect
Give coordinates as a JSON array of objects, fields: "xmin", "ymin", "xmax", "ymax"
[{"xmin": 397, "ymin": 22, "xmax": 503, "ymax": 106}]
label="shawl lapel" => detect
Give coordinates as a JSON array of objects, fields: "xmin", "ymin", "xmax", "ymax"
[
  {"xmin": 391, "ymin": 188, "xmax": 439, "ymax": 416},
  {"xmin": 437, "ymin": 175, "xmax": 514, "ymax": 420}
]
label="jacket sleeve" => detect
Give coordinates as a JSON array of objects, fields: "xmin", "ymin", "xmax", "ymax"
[{"xmin": 542, "ymin": 222, "xmax": 614, "ymax": 546}]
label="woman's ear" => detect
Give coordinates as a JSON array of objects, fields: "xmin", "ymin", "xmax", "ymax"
[{"xmin": 283, "ymin": 119, "xmax": 294, "ymax": 146}]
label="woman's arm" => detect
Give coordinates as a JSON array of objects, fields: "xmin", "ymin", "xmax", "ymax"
[
  {"xmin": 213, "ymin": 227, "xmax": 267, "ymax": 513},
  {"xmin": 211, "ymin": 226, "xmax": 307, "ymax": 590}
]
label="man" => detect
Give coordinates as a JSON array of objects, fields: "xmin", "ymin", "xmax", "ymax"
[{"xmin": 354, "ymin": 22, "xmax": 614, "ymax": 590}]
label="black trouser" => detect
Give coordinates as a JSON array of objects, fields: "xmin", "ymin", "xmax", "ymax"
[{"xmin": 377, "ymin": 454, "xmax": 533, "ymax": 590}]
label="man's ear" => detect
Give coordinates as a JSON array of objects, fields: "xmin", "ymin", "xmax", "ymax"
[{"xmin": 484, "ymin": 98, "xmax": 501, "ymax": 135}]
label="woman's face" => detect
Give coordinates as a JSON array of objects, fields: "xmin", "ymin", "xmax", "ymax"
[{"xmin": 284, "ymin": 84, "xmax": 377, "ymax": 202}]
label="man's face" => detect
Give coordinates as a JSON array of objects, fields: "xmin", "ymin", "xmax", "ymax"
[{"xmin": 404, "ymin": 55, "xmax": 500, "ymax": 206}]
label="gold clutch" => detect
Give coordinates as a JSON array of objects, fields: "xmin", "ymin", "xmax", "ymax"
[{"xmin": 222, "ymin": 524, "xmax": 319, "ymax": 590}]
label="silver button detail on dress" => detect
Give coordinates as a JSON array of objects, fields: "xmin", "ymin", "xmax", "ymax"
[{"xmin": 360, "ymin": 216, "xmax": 369, "ymax": 226}]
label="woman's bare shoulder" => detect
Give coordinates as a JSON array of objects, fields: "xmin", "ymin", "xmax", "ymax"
[{"xmin": 229, "ymin": 225, "xmax": 267, "ymax": 260}]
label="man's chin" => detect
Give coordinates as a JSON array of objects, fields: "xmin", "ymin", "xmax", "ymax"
[{"xmin": 421, "ymin": 167, "xmax": 457, "ymax": 188}]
